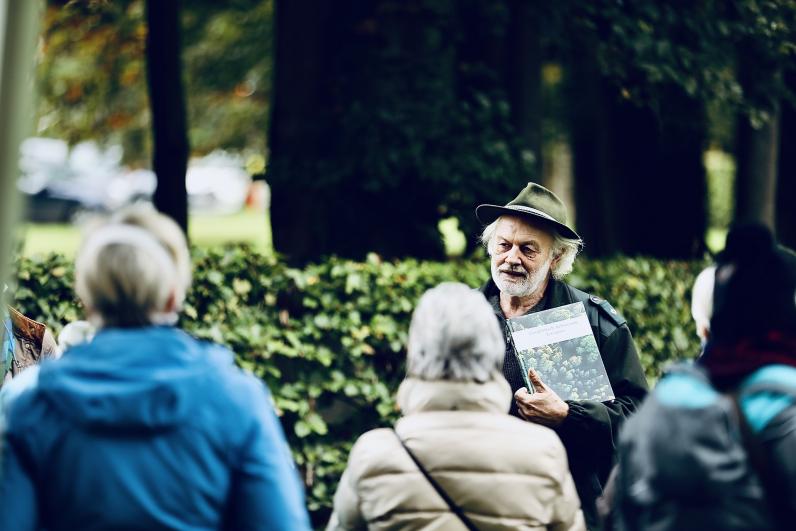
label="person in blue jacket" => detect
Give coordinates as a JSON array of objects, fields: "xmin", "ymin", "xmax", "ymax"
[{"xmin": 0, "ymin": 204, "xmax": 312, "ymax": 531}]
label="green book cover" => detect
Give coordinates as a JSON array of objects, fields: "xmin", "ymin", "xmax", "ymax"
[{"xmin": 507, "ymin": 301, "xmax": 614, "ymax": 401}]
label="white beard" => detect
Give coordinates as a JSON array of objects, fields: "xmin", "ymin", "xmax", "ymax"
[{"xmin": 491, "ymin": 256, "xmax": 552, "ymax": 298}]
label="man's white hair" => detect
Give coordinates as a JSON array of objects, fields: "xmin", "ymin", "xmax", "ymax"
[
  {"xmin": 407, "ymin": 282, "xmax": 504, "ymax": 382},
  {"xmin": 479, "ymin": 216, "xmax": 582, "ymax": 279},
  {"xmin": 691, "ymin": 266, "xmax": 716, "ymax": 341}
]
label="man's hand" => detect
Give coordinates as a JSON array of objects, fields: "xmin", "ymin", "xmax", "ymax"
[{"xmin": 514, "ymin": 368, "xmax": 569, "ymax": 428}]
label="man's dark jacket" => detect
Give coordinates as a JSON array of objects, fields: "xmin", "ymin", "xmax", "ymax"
[{"xmin": 482, "ymin": 278, "xmax": 649, "ymax": 531}]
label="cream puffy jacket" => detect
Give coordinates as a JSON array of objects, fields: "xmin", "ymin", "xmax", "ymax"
[{"xmin": 327, "ymin": 375, "xmax": 585, "ymax": 531}]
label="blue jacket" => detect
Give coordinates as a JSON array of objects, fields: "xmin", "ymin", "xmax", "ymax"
[{"xmin": 0, "ymin": 327, "xmax": 312, "ymax": 531}]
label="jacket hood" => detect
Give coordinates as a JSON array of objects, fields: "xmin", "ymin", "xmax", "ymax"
[
  {"xmin": 36, "ymin": 327, "xmax": 233, "ymax": 431},
  {"xmin": 396, "ymin": 373, "xmax": 512, "ymax": 415}
]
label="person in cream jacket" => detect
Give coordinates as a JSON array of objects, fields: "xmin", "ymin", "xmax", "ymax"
[{"xmin": 328, "ymin": 283, "xmax": 585, "ymax": 531}]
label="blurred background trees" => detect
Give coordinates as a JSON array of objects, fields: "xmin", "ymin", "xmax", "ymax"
[
  {"xmin": 27, "ymin": 0, "xmax": 796, "ymax": 261},
  {"xmin": 268, "ymin": 0, "xmax": 795, "ymax": 261}
]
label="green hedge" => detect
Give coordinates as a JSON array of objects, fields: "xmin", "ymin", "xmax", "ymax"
[{"xmin": 11, "ymin": 247, "xmax": 706, "ymax": 526}]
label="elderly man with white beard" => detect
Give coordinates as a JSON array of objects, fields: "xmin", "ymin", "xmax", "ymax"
[{"xmin": 476, "ymin": 183, "xmax": 648, "ymax": 531}]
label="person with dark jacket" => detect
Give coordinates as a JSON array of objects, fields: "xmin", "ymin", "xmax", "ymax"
[
  {"xmin": 475, "ymin": 183, "xmax": 649, "ymax": 530},
  {"xmin": 0, "ymin": 204, "xmax": 311, "ymax": 531},
  {"xmin": 610, "ymin": 224, "xmax": 796, "ymax": 530}
]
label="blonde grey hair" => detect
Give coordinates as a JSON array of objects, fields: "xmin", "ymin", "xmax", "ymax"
[
  {"xmin": 479, "ymin": 216, "xmax": 582, "ymax": 279},
  {"xmin": 110, "ymin": 203, "xmax": 192, "ymax": 309},
  {"xmin": 75, "ymin": 206, "xmax": 190, "ymax": 328},
  {"xmin": 406, "ymin": 282, "xmax": 504, "ymax": 382}
]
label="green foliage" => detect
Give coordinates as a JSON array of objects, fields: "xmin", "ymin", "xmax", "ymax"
[
  {"xmin": 567, "ymin": 258, "xmax": 708, "ymax": 380},
  {"xmin": 37, "ymin": 1, "xmax": 150, "ymax": 157},
  {"xmin": 11, "ymin": 247, "xmax": 705, "ymax": 524},
  {"xmin": 267, "ymin": 0, "xmax": 531, "ymax": 259},
  {"xmin": 38, "ymin": 0, "xmax": 273, "ymax": 163},
  {"xmin": 568, "ymin": 0, "xmax": 796, "ymax": 117}
]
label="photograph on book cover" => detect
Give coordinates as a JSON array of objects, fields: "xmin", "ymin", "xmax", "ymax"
[{"xmin": 508, "ymin": 301, "xmax": 614, "ymax": 401}]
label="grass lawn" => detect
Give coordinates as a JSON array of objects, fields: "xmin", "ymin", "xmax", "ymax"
[
  {"xmin": 20, "ymin": 210, "xmax": 468, "ymax": 259},
  {"xmin": 19, "ymin": 208, "xmax": 272, "ymax": 258}
]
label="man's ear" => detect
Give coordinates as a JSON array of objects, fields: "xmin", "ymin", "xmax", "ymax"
[{"xmin": 551, "ymin": 250, "xmax": 563, "ymax": 267}]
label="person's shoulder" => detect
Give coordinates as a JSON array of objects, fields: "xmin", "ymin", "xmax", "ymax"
[
  {"xmin": 174, "ymin": 332, "xmax": 271, "ymax": 413},
  {"xmin": 740, "ymin": 365, "xmax": 796, "ymax": 435},
  {"xmin": 560, "ymin": 282, "xmax": 627, "ymax": 329},
  {"xmin": 352, "ymin": 427, "xmax": 397, "ymax": 453},
  {"xmin": 204, "ymin": 344, "xmax": 268, "ymax": 400},
  {"xmin": 344, "ymin": 428, "xmax": 402, "ymax": 479},
  {"xmin": 2, "ymin": 372, "xmax": 49, "ymax": 435}
]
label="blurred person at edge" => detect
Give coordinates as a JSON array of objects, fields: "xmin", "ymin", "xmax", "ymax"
[
  {"xmin": 327, "ymin": 283, "xmax": 585, "ymax": 531},
  {"xmin": 0, "ymin": 303, "xmax": 59, "ymax": 386},
  {"xmin": 475, "ymin": 182, "xmax": 648, "ymax": 530},
  {"xmin": 0, "ymin": 204, "xmax": 312, "ymax": 531},
  {"xmin": 608, "ymin": 225, "xmax": 796, "ymax": 530}
]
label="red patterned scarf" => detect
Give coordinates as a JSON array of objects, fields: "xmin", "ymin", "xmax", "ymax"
[{"xmin": 699, "ymin": 331, "xmax": 796, "ymax": 389}]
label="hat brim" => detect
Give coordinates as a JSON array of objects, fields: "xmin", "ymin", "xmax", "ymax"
[{"xmin": 475, "ymin": 204, "xmax": 582, "ymax": 243}]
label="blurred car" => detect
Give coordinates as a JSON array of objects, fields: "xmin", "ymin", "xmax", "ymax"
[
  {"xmin": 18, "ymin": 138, "xmax": 251, "ymax": 222},
  {"xmin": 186, "ymin": 151, "xmax": 251, "ymax": 215},
  {"xmin": 18, "ymin": 138, "xmax": 155, "ymax": 222}
]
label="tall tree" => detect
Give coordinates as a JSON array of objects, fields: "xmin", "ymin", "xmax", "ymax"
[
  {"xmin": 145, "ymin": 0, "xmax": 189, "ymax": 233},
  {"xmin": 776, "ymin": 70, "xmax": 796, "ymax": 249},
  {"xmin": 734, "ymin": 107, "xmax": 781, "ymax": 229},
  {"xmin": 732, "ymin": 1, "xmax": 795, "ymax": 233},
  {"xmin": 568, "ymin": 51, "xmax": 622, "ymax": 256},
  {"xmin": 618, "ymin": 85, "xmax": 707, "ymax": 258},
  {"xmin": 566, "ymin": 2, "xmax": 711, "ymax": 258},
  {"xmin": 267, "ymin": 0, "xmax": 335, "ymax": 262},
  {"xmin": 1, "ymin": 1, "xmax": 40, "ymax": 281},
  {"xmin": 506, "ymin": 0, "xmax": 542, "ymax": 177},
  {"xmin": 268, "ymin": 0, "xmax": 530, "ymax": 263}
]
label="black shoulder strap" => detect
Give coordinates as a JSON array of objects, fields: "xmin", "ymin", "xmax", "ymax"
[
  {"xmin": 392, "ymin": 429, "xmax": 479, "ymax": 531},
  {"xmin": 728, "ymin": 393, "xmax": 789, "ymax": 530}
]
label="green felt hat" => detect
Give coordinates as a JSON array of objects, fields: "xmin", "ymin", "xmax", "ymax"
[{"xmin": 475, "ymin": 182, "xmax": 581, "ymax": 243}]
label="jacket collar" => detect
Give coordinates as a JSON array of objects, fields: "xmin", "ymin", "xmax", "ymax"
[
  {"xmin": 396, "ymin": 374, "xmax": 512, "ymax": 415},
  {"xmin": 8, "ymin": 306, "xmax": 46, "ymax": 346}
]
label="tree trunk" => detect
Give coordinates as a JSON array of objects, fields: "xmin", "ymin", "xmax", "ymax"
[
  {"xmin": 268, "ymin": 0, "xmax": 335, "ymax": 263},
  {"xmin": 735, "ymin": 108, "xmax": 781, "ymax": 230},
  {"xmin": 570, "ymin": 57, "xmax": 707, "ymax": 258},
  {"xmin": 777, "ymin": 71, "xmax": 796, "ymax": 248},
  {"xmin": 506, "ymin": 0, "xmax": 542, "ymax": 177},
  {"xmin": 618, "ymin": 85, "xmax": 707, "ymax": 258},
  {"xmin": 145, "ymin": 0, "xmax": 189, "ymax": 234},
  {"xmin": 569, "ymin": 53, "xmax": 623, "ymax": 257},
  {"xmin": 269, "ymin": 1, "xmax": 539, "ymax": 263},
  {"xmin": 0, "ymin": 1, "xmax": 39, "ymax": 280},
  {"xmin": 734, "ymin": 42, "xmax": 782, "ymax": 232}
]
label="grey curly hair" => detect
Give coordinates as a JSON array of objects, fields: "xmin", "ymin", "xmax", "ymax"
[{"xmin": 406, "ymin": 282, "xmax": 504, "ymax": 382}]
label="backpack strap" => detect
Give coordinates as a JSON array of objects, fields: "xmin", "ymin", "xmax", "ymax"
[{"xmin": 393, "ymin": 429, "xmax": 478, "ymax": 531}]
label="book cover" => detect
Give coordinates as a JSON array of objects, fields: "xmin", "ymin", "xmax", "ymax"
[{"xmin": 507, "ymin": 301, "xmax": 614, "ymax": 401}]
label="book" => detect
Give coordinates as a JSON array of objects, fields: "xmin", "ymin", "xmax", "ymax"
[{"xmin": 507, "ymin": 301, "xmax": 614, "ymax": 401}]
